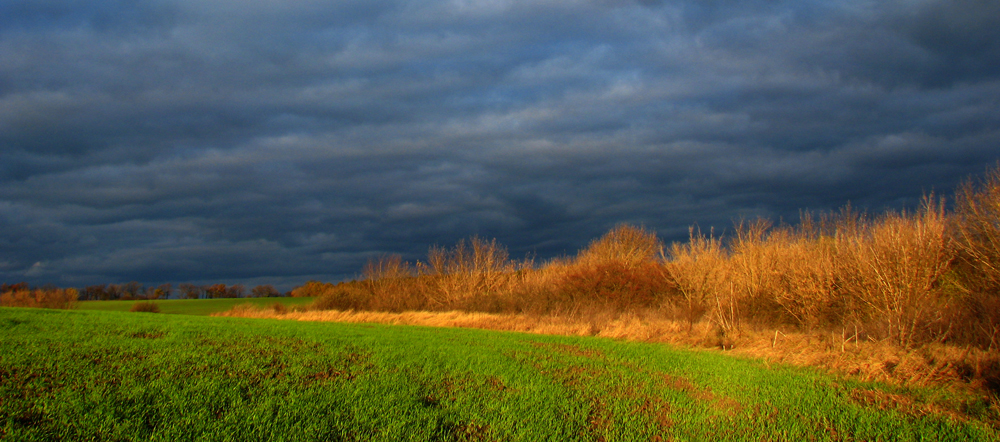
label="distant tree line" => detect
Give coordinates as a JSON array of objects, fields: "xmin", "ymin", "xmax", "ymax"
[
  {"xmin": 0, "ymin": 283, "xmax": 79, "ymax": 309},
  {"xmin": 0, "ymin": 282, "xmax": 287, "ymax": 305}
]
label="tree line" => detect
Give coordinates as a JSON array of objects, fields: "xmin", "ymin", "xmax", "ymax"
[{"xmin": 0, "ymin": 282, "xmax": 286, "ymax": 306}]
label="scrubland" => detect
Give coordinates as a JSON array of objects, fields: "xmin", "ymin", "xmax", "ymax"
[{"xmin": 223, "ymin": 166, "xmax": 1000, "ymax": 404}]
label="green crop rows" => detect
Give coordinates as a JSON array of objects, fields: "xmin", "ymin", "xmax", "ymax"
[
  {"xmin": 1, "ymin": 307, "xmax": 995, "ymax": 441},
  {"xmin": 77, "ymin": 297, "xmax": 314, "ymax": 316}
]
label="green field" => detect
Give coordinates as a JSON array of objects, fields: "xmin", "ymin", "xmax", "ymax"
[
  {"xmin": 77, "ymin": 297, "xmax": 315, "ymax": 315},
  {"xmin": 1, "ymin": 308, "xmax": 996, "ymax": 441}
]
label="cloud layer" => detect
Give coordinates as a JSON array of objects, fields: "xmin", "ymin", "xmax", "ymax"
[{"xmin": 2, "ymin": 0, "xmax": 999, "ymax": 288}]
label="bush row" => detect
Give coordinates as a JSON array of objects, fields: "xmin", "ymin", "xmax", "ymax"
[{"xmin": 300, "ymin": 166, "xmax": 1000, "ymax": 350}]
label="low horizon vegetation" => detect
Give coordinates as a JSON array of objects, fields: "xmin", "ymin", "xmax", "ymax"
[{"xmin": 0, "ymin": 281, "xmax": 287, "ymax": 306}]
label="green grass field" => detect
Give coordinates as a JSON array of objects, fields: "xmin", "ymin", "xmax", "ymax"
[
  {"xmin": 1, "ymin": 307, "xmax": 996, "ymax": 441},
  {"xmin": 77, "ymin": 297, "xmax": 315, "ymax": 315}
]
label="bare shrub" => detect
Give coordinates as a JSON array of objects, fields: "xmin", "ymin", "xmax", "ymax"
[
  {"xmin": 768, "ymin": 229, "xmax": 844, "ymax": 330},
  {"xmin": 714, "ymin": 219, "xmax": 781, "ymax": 334},
  {"xmin": 507, "ymin": 258, "xmax": 573, "ymax": 314},
  {"xmin": 955, "ymin": 165, "xmax": 1000, "ymax": 290},
  {"xmin": 130, "ymin": 301, "xmax": 160, "ymax": 313},
  {"xmin": 577, "ymin": 224, "xmax": 663, "ymax": 267},
  {"xmin": 953, "ymin": 165, "xmax": 1000, "ymax": 348},
  {"xmin": 559, "ymin": 260, "xmax": 671, "ymax": 312},
  {"xmin": 555, "ymin": 224, "xmax": 669, "ymax": 312},
  {"xmin": 418, "ymin": 237, "xmax": 524, "ymax": 311},
  {"xmin": 743, "ymin": 212, "xmax": 859, "ymax": 332},
  {"xmin": 363, "ymin": 254, "xmax": 422, "ymax": 311},
  {"xmin": 291, "ymin": 280, "xmax": 336, "ymax": 297},
  {"xmin": 842, "ymin": 197, "xmax": 953, "ymax": 348},
  {"xmin": 310, "ymin": 283, "xmax": 369, "ymax": 311},
  {"xmin": 664, "ymin": 228, "xmax": 725, "ymax": 329}
]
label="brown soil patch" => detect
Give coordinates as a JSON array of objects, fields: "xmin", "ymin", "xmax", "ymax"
[
  {"xmin": 637, "ymin": 396, "xmax": 675, "ymax": 432},
  {"xmin": 484, "ymin": 376, "xmax": 511, "ymax": 392}
]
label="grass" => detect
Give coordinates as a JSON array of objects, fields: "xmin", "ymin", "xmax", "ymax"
[
  {"xmin": 2, "ymin": 307, "xmax": 997, "ymax": 441},
  {"xmin": 77, "ymin": 297, "xmax": 314, "ymax": 316},
  {"xmin": 218, "ymin": 306, "xmax": 1000, "ymax": 401}
]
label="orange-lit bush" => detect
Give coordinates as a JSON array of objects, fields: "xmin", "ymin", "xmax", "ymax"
[
  {"xmin": 291, "ymin": 280, "xmax": 337, "ymax": 297},
  {"xmin": 664, "ymin": 228, "xmax": 724, "ymax": 329},
  {"xmin": 559, "ymin": 261, "xmax": 670, "ymax": 311},
  {"xmin": 130, "ymin": 301, "xmax": 160, "ymax": 313},
  {"xmin": 0, "ymin": 287, "xmax": 79, "ymax": 309},
  {"xmin": 951, "ymin": 165, "xmax": 1000, "ymax": 349}
]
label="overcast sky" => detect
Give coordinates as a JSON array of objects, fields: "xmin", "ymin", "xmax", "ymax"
[{"xmin": 2, "ymin": 0, "xmax": 999, "ymax": 290}]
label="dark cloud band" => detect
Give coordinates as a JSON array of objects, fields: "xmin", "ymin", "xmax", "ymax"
[{"xmin": 2, "ymin": 0, "xmax": 999, "ymax": 289}]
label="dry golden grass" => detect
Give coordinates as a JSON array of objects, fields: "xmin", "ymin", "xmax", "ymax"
[
  {"xmin": 217, "ymin": 304, "xmax": 619, "ymax": 336},
  {"xmin": 215, "ymin": 304, "xmax": 999, "ymax": 398}
]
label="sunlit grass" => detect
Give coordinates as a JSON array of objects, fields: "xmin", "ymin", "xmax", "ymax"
[
  {"xmin": 2, "ymin": 308, "xmax": 995, "ymax": 441},
  {"xmin": 77, "ymin": 297, "xmax": 314, "ymax": 316}
]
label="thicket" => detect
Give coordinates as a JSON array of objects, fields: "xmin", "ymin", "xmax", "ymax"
[
  {"xmin": 129, "ymin": 301, "xmax": 161, "ymax": 313},
  {"xmin": 0, "ymin": 286, "xmax": 79, "ymax": 309},
  {"xmin": 303, "ymin": 165, "xmax": 1000, "ymax": 351}
]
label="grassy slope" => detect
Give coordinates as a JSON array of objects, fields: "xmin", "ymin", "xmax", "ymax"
[
  {"xmin": 77, "ymin": 297, "xmax": 314, "ymax": 315},
  {"xmin": 1, "ymin": 308, "xmax": 995, "ymax": 441}
]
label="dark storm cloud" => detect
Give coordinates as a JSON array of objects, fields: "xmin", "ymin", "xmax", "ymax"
[{"xmin": 2, "ymin": 0, "xmax": 999, "ymax": 289}]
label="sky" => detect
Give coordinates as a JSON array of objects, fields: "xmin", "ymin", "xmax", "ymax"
[{"xmin": 2, "ymin": 0, "xmax": 999, "ymax": 290}]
